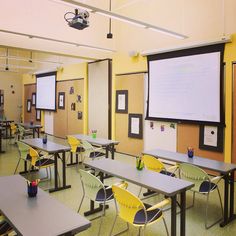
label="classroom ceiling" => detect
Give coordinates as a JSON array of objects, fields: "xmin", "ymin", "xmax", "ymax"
[{"xmin": 0, "ymin": 0, "xmax": 236, "ymax": 74}]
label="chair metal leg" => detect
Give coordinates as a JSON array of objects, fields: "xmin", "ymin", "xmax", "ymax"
[
  {"xmin": 138, "ymin": 187, "xmax": 143, "ymax": 198},
  {"xmin": 163, "ymin": 218, "xmax": 169, "ymax": 236},
  {"xmin": 14, "ymin": 158, "xmax": 21, "ymax": 174},
  {"xmin": 77, "ymin": 194, "xmax": 85, "ymax": 213},
  {"xmin": 205, "ymin": 188, "xmax": 223, "ymax": 229},
  {"xmin": 98, "ymin": 203, "xmax": 106, "ymax": 235},
  {"xmin": 109, "ymin": 214, "xmax": 117, "ymax": 236}
]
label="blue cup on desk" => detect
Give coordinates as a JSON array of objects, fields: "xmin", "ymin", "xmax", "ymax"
[
  {"xmin": 27, "ymin": 180, "xmax": 38, "ymax": 197},
  {"xmin": 187, "ymin": 147, "xmax": 194, "ymax": 158},
  {"xmin": 42, "ymin": 134, "xmax": 47, "ymax": 144}
]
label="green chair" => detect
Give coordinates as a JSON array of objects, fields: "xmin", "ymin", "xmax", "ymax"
[
  {"xmin": 14, "ymin": 141, "xmax": 31, "ymax": 174},
  {"xmin": 17, "ymin": 124, "xmax": 33, "ymax": 140},
  {"xmin": 110, "ymin": 185, "xmax": 170, "ymax": 236},
  {"xmin": 81, "ymin": 140, "xmax": 105, "ymax": 161},
  {"xmin": 78, "ymin": 169, "xmax": 127, "ymax": 235},
  {"xmin": 179, "ymin": 163, "xmax": 223, "ymax": 229}
]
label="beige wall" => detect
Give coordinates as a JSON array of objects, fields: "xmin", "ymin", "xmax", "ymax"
[{"xmin": 0, "ymin": 72, "xmax": 22, "ymax": 121}]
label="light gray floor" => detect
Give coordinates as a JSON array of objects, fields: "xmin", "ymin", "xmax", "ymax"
[{"xmin": 0, "ymin": 136, "xmax": 236, "ymax": 236}]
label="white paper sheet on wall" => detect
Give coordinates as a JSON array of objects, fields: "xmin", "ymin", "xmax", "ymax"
[
  {"xmin": 131, "ymin": 117, "xmax": 140, "ymax": 134},
  {"xmin": 118, "ymin": 94, "xmax": 126, "ymax": 110}
]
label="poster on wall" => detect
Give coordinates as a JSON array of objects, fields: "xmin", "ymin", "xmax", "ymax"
[
  {"xmin": 27, "ymin": 99, "xmax": 31, "ymax": 112},
  {"xmin": 36, "ymin": 109, "xmax": 41, "ymax": 121},
  {"xmin": 128, "ymin": 113, "xmax": 143, "ymax": 139},
  {"xmin": 116, "ymin": 90, "xmax": 128, "ymax": 113},
  {"xmin": 58, "ymin": 92, "xmax": 65, "ymax": 109},
  {"xmin": 199, "ymin": 125, "xmax": 223, "ymax": 152},
  {"xmin": 32, "ymin": 93, "xmax": 36, "ymax": 106}
]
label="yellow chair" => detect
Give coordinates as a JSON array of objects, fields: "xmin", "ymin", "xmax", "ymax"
[
  {"xmin": 28, "ymin": 147, "xmax": 55, "ymax": 181},
  {"xmin": 67, "ymin": 135, "xmax": 85, "ymax": 166},
  {"xmin": 0, "ymin": 215, "xmax": 13, "ymax": 236},
  {"xmin": 110, "ymin": 185, "xmax": 169, "ymax": 236},
  {"xmin": 9, "ymin": 123, "xmax": 18, "ymax": 144},
  {"xmin": 140, "ymin": 154, "xmax": 178, "ymax": 197}
]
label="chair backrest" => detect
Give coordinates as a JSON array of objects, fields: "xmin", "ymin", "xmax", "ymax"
[
  {"xmin": 17, "ymin": 141, "xmax": 31, "ymax": 161},
  {"xmin": 17, "ymin": 125, "xmax": 25, "ymax": 137},
  {"xmin": 79, "ymin": 169, "xmax": 104, "ymax": 201},
  {"xmin": 142, "ymin": 154, "xmax": 165, "ymax": 173},
  {"xmin": 112, "ymin": 185, "xmax": 145, "ymax": 225},
  {"xmin": 81, "ymin": 140, "xmax": 93, "ymax": 151},
  {"xmin": 179, "ymin": 163, "xmax": 210, "ymax": 192},
  {"xmin": 29, "ymin": 147, "xmax": 39, "ymax": 166},
  {"xmin": 10, "ymin": 123, "xmax": 17, "ymax": 135},
  {"xmin": 67, "ymin": 135, "xmax": 80, "ymax": 153}
]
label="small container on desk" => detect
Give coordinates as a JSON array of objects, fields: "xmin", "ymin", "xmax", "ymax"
[
  {"xmin": 91, "ymin": 130, "xmax": 97, "ymax": 139},
  {"xmin": 42, "ymin": 134, "xmax": 47, "ymax": 144},
  {"xmin": 187, "ymin": 147, "xmax": 194, "ymax": 158},
  {"xmin": 27, "ymin": 180, "xmax": 39, "ymax": 197},
  {"xmin": 136, "ymin": 156, "xmax": 144, "ymax": 171}
]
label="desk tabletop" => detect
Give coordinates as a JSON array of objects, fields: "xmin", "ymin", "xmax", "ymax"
[
  {"xmin": 84, "ymin": 159, "xmax": 194, "ymax": 196},
  {"xmin": 72, "ymin": 134, "xmax": 119, "ymax": 146},
  {"xmin": 17, "ymin": 123, "xmax": 42, "ymax": 129},
  {"xmin": 143, "ymin": 148, "xmax": 236, "ymax": 174},
  {"xmin": 0, "ymin": 120, "xmax": 14, "ymax": 123},
  {"xmin": 22, "ymin": 138, "xmax": 70, "ymax": 153},
  {"xmin": 0, "ymin": 175, "xmax": 90, "ymax": 236}
]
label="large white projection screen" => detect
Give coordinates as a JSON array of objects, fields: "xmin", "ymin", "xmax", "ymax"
[
  {"xmin": 147, "ymin": 51, "xmax": 222, "ymax": 123},
  {"xmin": 36, "ymin": 72, "xmax": 56, "ymax": 111}
]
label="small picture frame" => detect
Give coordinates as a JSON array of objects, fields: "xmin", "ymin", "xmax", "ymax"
[
  {"xmin": 0, "ymin": 94, "xmax": 3, "ymax": 105},
  {"xmin": 27, "ymin": 99, "xmax": 31, "ymax": 112},
  {"xmin": 116, "ymin": 90, "xmax": 128, "ymax": 113},
  {"xmin": 36, "ymin": 109, "xmax": 41, "ymax": 121},
  {"xmin": 128, "ymin": 113, "xmax": 143, "ymax": 139},
  {"xmin": 32, "ymin": 93, "xmax": 36, "ymax": 106},
  {"xmin": 199, "ymin": 125, "xmax": 224, "ymax": 152},
  {"xmin": 78, "ymin": 111, "xmax": 83, "ymax": 120},
  {"xmin": 58, "ymin": 92, "xmax": 65, "ymax": 109}
]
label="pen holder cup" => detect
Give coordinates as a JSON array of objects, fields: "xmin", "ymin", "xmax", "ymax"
[
  {"xmin": 136, "ymin": 160, "xmax": 144, "ymax": 171},
  {"xmin": 42, "ymin": 137, "xmax": 47, "ymax": 144},
  {"xmin": 92, "ymin": 133, "xmax": 97, "ymax": 139},
  {"xmin": 187, "ymin": 148, "xmax": 194, "ymax": 158},
  {"xmin": 27, "ymin": 183, "xmax": 38, "ymax": 197}
]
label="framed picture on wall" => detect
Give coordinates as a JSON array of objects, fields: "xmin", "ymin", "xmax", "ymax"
[
  {"xmin": 36, "ymin": 109, "xmax": 41, "ymax": 121},
  {"xmin": 32, "ymin": 93, "xmax": 36, "ymax": 106},
  {"xmin": 0, "ymin": 94, "xmax": 3, "ymax": 105},
  {"xmin": 116, "ymin": 90, "xmax": 128, "ymax": 113},
  {"xmin": 128, "ymin": 113, "xmax": 143, "ymax": 139},
  {"xmin": 27, "ymin": 99, "xmax": 31, "ymax": 112},
  {"xmin": 199, "ymin": 125, "xmax": 224, "ymax": 152},
  {"xmin": 58, "ymin": 92, "xmax": 65, "ymax": 109}
]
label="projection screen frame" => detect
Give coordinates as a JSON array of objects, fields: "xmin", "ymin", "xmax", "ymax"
[{"xmin": 146, "ymin": 43, "xmax": 225, "ymax": 126}]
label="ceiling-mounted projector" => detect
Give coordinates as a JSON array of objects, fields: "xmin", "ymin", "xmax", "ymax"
[{"xmin": 64, "ymin": 9, "xmax": 89, "ymax": 30}]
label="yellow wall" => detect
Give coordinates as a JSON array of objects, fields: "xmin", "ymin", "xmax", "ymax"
[{"xmin": 224, "ymin": 34, "xmax": 236, "ymax": 163}]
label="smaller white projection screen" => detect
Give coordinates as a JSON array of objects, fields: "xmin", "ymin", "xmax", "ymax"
[
  {"xmin": 36, "ymin": 72, "xmax": 56, "ymax": 111},
  {"xmin": 147, "ymin": 44, "xmax": 225, "ymax": 125}
]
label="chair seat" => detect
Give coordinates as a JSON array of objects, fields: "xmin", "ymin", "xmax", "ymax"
[
  {"xmin": 35, "ymin": 158, "xmax": 54, "ymax": 167},
  {"xmin": 76, "ymin": 146, "xmax": 85, "ymax": 152},
  {"xmin": 89, "ymin": 151, "xmax": 105, "ymax": 158},
  {"xmin": 160, "ymin": 170, "xmax": 175, "ymax": 177},
  {"xmin": 95, "ymin": 186, "xmax": 113, "ymax": 202},
  {"xmin": 133, "ymin": 203, "xmax": 163, "ymax": 225},
  {"xmin": 199, "ymin": 181, "xmax": 217, "ymax": 193},
  {"xmin": 0, "ymin": 221, "xmax": 12, "ymax": 235}
]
